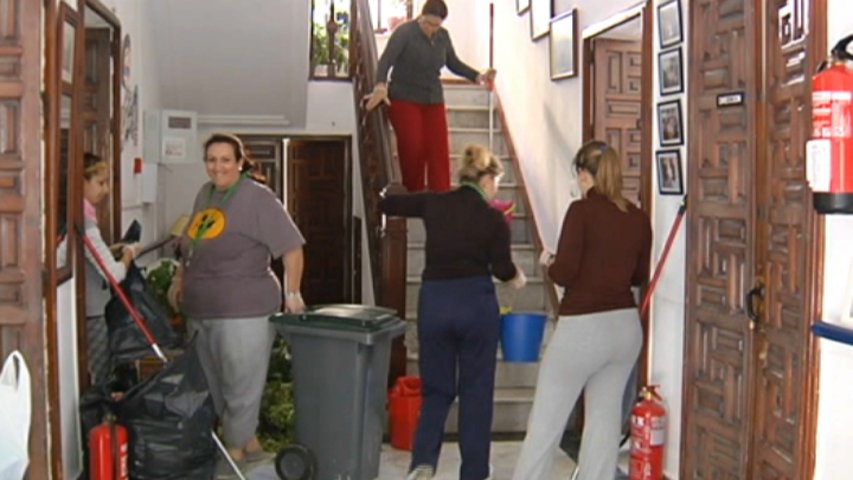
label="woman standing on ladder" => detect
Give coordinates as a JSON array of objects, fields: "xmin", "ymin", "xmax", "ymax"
[{"xmin": 366, "ymin": 0, "xmax": 496, "ymax": 192}]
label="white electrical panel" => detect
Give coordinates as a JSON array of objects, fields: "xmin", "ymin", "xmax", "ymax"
[{"xmin": 143, "ymin": 109, "xmax": 198, "ymax": 164}]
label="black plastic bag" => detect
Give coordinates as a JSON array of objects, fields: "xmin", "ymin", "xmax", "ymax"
[
  {"xmin": 104, "ymin": 263, "xmax": 181, "ymax": 363},
  {"xmin": 119, "ymin": 340, "xmax": 216, "ymax": 479},
  {"xmin": 79, "ymin": 364, "xmax": 139, "ymax": 479}
]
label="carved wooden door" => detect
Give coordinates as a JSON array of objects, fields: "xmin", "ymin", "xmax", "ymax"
[
  {"xmin": 750, "ymin": 2, "xmax": 822, "ymax": 478},
  {"xmin": 593, "ymin": 38, "xmax": 643, "ymax": 206},
  {"xmin": 287, "ymin": 139, "xmax": 354, "ymax": 304},
  {"xmin": 0, "ymin": 0, "xmax": 48, "ymax": 477},
  {"xmin": 682, "ymin": 0, "xmax": 822, "ymax": 478}
]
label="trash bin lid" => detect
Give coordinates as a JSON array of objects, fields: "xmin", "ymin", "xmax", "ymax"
[{"xmin": 270, "ymin": 304, "xmax": 401, "ymax": 333}]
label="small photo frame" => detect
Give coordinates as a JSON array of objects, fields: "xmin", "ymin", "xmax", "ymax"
[
  {"xmin": 657, "ymin": 0, "xmax": 683, "ymax": 49},
  {"xmin": 656, "ymin": 150, "xmax": 684, "ymax": 195},
  {"xmin": 530, "ymin": 0, "xmax": 552, "ymax": 41},
  {"xmin": 658, "ymin": 99, "xmax": 684, "ymax": 146},
  {"xmin": 517, "ymin": 0, "xmax": 530, "ymax": 15},
  {"xmin": 549, "ymin": 9, "xmax": 578, "ymax": 80},
  {"xmin": 658, "ymin": 47, "xmax": 684, "ymax": 95}
]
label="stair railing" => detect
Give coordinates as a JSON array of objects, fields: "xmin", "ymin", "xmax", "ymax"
[{"xmin": 351, "ymin": 0, "xmax": 408, "ymax": 383}]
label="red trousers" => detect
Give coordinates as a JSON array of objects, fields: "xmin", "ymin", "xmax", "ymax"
[{"xmin": 388, "ymin": 99, "xmax": 451, "ymax": 192}]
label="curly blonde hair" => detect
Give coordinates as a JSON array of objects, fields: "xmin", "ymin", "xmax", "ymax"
[{"xmin": 457, "ymin": 144, "xmax": 503, "ymax": 183}]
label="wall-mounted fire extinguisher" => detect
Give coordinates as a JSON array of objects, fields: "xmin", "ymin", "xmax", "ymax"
[
  {"xmin": 89, "ymin": 413, "xmax": 129, "ymax": 480},
  {"xmin": 808, "ymin": 34, "xmax": 853, "ymax": 214},
  {"xmin": 629, "ymin": 385, "xmax": 666, "ymax": 480}
]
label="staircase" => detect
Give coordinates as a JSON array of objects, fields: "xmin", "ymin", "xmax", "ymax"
[{"xmin": 404, "ymin": 83, "xmax": 555, "ymax": 434}]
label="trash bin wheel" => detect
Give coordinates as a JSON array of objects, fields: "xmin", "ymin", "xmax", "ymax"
[{"xmin": 275, "ymin": 444, "xmax": 316, "ymax": 480}]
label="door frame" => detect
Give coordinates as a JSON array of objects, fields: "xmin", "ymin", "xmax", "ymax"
[
  {"xmin": 72, "ymin": 0, "xmax": 123, "ymax": 392},
  {"xmin": 581, "ymin": 0, "xmax": 654, "ymax": 384}
]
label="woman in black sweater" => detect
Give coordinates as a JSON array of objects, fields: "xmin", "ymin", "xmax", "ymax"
[{"xmin": 380, "ymin": 144, "xmax": 526, "ymax": 480}]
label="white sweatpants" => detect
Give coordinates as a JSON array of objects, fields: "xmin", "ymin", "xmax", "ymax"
[
  {"xmin": 189, "ymin": 315, "xmax": 276, "ymax": 449},
  {"xmin": 512, "ymin": 308, "xmax": 642, "ymax": 480}
]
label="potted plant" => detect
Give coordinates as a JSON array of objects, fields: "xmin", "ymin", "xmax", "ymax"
[
  {"xmin": 143, "ymin": 258, "xmax": 184, "ymax": 333},
  {"xmin": 259, "ymin": 337, "xmax": 296, "ymax": 452}
]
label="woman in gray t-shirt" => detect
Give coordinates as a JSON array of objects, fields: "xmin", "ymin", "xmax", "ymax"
[
  {"xmin": 170, "ymin": 132, "xmax": 305, "ymax": 477},
  {"xmin": 366, "ymin": 0, "xmax": 496, "ymax": 193}
]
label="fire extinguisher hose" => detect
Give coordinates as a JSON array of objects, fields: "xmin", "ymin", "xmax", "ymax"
[{"xmin": 76, "ymin": 224, "xmax": 247, "ymax": 480}]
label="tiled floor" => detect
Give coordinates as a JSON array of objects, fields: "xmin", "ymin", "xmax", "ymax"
[{"xmin": 244, "ymin": 441, "xmax": 577, "ymax": 479}]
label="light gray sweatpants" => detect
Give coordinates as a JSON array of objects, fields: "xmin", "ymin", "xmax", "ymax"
[
  {"xmin": 189, "ymin": 316, "xmax": 276, "ymax": 449},
  {"xmin": 512, "ymin": 308, "xmax": 642, "ymax": 480}
]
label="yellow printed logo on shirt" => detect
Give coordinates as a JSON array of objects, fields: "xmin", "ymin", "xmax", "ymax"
[{"xmin": 187, "ymin": 208, "xmax": 226, "ymax": 240}]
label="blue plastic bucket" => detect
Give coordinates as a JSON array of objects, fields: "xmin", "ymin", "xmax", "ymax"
[{"xmin": 500, "ymin": 312, "xmax": 547, "ymax": 362}]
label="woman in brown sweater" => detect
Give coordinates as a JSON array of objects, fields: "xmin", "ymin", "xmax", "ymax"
[{"xmin": 513, "ymin": 141, "xmax": 652, "ymax": 480}]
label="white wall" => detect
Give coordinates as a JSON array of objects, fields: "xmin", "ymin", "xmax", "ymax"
[
  {"xmin": 493, "ymin": 0, "xmax": 644, "ymax": 247},
  {"xmin": 649, "ymin": 1, "xmax": 688, "ymax": 476},
  {"xmin": 813, "ymin": 6, "xmax": 853, "ymax": 479}
]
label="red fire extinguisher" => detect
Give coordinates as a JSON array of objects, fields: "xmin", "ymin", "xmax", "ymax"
[
  {"xmin": 629, "ymin": 385, "xmax": 666, "ymax": 480},
  {"xmin": 89, "ymin": 414, "xmax": 129, "ymax": 480},
  {"xmin": 808, "ymin": 34, "xmax": 853, "ymax": 214}
]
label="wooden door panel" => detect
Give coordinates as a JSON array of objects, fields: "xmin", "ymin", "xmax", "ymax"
[
  {"xmin": 0, "ymin": 0, "xmax": 47, "ymax": 476},
  {"xmin": 750, "ymin": 1, "xmax": 820, "ymax": 478},
  {"xmin": 594, "ymin": 38, "xmax": 642, "ymax": 206},
  {"xmin": 683, "ymin": 0, "xmax": 758, "ymax": 478},
  {"xmin": 287, "ymin": 140, "xmax": 352, "ymax": 305}
]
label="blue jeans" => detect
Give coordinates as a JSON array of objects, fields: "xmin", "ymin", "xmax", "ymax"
[{"xmin": 410, "ymin": 276, "xmax": 500, "ymax": 480}]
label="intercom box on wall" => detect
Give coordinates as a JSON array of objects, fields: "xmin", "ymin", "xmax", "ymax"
[{"xmin": 143, "ymin": 109, "xmax": 198, "ymax": 164}]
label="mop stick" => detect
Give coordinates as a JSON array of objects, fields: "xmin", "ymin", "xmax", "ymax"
[
  {"xmin": 78, "ymin": 226, "xmax": 247, "ymax": 480},
  {"xmin": 618, "ymin": 195, "xmax": 687, "ymax": 449},
  {"xmin": 639, "ymin": 195, "xmax": 687, "ymax": 318}
]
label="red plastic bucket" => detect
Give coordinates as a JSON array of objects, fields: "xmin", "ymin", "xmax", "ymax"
[{"xmin": 388, "ymin": 376, "xmax": 421, "ymax": 450}]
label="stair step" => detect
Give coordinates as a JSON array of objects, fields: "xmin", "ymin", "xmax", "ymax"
[
  {"xmin": 402, "ymin": 314, "xmax": 556, "ymax": 357},
  {"xmin": 446, "ymin": 106, "xmax": 501, "ymax": 130},
  {"xmin": 407, "ymin": 243, "xmax": 541, "ymax": 278},
  {"xmin": 443, "ymin": 84, "xmax": 492, "ymax": 106},
  {"xmin": 405, "ymin": 275, "xmax": 549, "ymax": 314},
  {"xmin": 406, "ymin": 214, "xmax": 532, "ymax": 245},
  {"xmin": 450, "ymin": 128, "xmax": 508, "ymax": 156}
]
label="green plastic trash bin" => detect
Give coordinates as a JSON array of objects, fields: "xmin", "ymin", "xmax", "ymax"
[{"xmin": 270, "ymin": 304, "xmax": 406, "ymax": 480}]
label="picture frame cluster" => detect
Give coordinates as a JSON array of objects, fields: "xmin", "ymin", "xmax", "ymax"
[{"xmin": 655, "ymin": 0, "xmax": 684, "ymax": 195}]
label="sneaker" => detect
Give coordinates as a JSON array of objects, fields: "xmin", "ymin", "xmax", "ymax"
[
  {"xmin": 244, "ymin": 448, "xmax": 275, "ymax": 465},
  {"xmin": 407, "ymin": 464, "xmax": 435, "ymax": 480},
  {"xmin": 215, "ymin": 456, "xmax": 246, "ymax": 480}
]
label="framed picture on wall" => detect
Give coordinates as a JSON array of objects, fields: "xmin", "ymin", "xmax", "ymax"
[
  {"xmin": 656, "ymin": 150, "xmax": 684, "ymax": 195},
  {"xmin": 657, "ymin": 0, "xmax": 683, "ymax": 48},
  {"xmin": 658, "ymin": 47, "xmax": 684, "ymax": 95},
  {"xmin": 549, "ymin": 9, "xmax": 577, "ymax": 80},
  {"xmin": 658, "ymin": 99, "xmax": 684, "ymax": 146},
  {"xmin": 530, "ymin": 0, "xmax": 552, "ymax": 40},
  {"xmin": 517, "ymin": 0, "xmax": 530, "ymax": 15}
]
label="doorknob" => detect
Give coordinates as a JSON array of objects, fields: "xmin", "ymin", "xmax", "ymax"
[{"xmin": 745, "ymin": 284, "xmax": 765, "ymax": 329}]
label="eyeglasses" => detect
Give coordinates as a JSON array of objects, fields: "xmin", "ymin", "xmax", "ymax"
[{"xmin": 421, "ymin": 16, "xmax": 442, "ymax": 28}]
